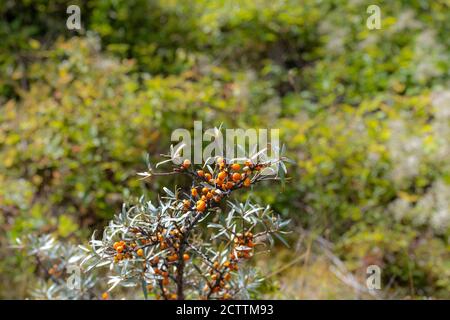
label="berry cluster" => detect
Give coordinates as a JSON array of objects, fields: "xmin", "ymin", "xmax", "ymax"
[
  {"xmin": 201, "ymin": 258, "xmax": 238, "ymax": 300},
  {"xmin": 180, "ymin": 157, "xmax": 270, "ymax": 214},
  {"xmin": 197, "ymin": 231, "xmax": 255, "ymax": 299},
  {"xmin": 112, "ymin": 224, "xmax": 193, "ymax": 300},
  {"xmin": 231, "ymin": 231, "xmax": 255, "ymax": 260},
  {"xmin": 112, "ymin": 240, "xmax": 142, "ymax": 262}
]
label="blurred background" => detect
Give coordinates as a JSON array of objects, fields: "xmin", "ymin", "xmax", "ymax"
[{"xmin": 0, "ymin": 0, "xmax": 449, "ymax": 299}]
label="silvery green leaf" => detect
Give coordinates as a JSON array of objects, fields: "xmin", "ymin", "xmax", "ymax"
[
  {"xmin": 281, "ymin": 143, "xmax": 286, "ymax": 156},
  {"xmin": 171, "ymin": 142, "xmax": 186, "ymax": 158},
  {"xmin": 235, "ymin": 245, "xmax": 251, "ymax": 251},
  {"xmin": 68, "ymin": 255, "xmax": 83, "ymax": 264},
  {"xmin": 267, "ymin": 234, "xmax": 274, "ymax": 247},
  {"xmin": 207, "ymin": 223, "xmax": 223, "ymax": 229},
  {"xmin": 274, "ymin": 233, "xmax": 290, "ymax": 247},
  {"xmin": 279, "ymin": 219, "xmax": 291, "ymax": 228},
  {"xmin": 107, "ymin": 277, "xmax": 122, "ymax": 291},
  {"xmin": 156, "ymin": 158, "xmax": 173, "ymax": 168},
  {"xmin": 211, "ymin": 229, "xmax": 228, "ymax": 240},
  {"xmin": 78, "ymin": 245, "xmax": 91, "ymax": 253},
  {"xmin": 250, "ymin": 148, "xmax": 267, "ymax": 161},
  {"xmin": 144, "ymin": 153, "xmax": 152, "ymax": 170},
  {"xmin": 96, "ymin": 260, "xmax": 111, "ymax": 268}
]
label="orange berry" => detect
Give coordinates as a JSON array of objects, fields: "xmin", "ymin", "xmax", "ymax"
[
  {"xmin": 217, "ymin": 171, "xmax": 227, "ymax": 180},
  {"xmin": 216, "ymin": 157, "xmax": 224, "ymax": 164},
  {"xmin": 224, "ymin": 273, "xmax": 231, "ymax": 281},
  {"xmin": 191, "ymin": 188, "xmax": 198, "ymax": 197},
  {"xmin": 168, "ymin": 254, "xmax": 178, "ymax": 262},
  {"xmin": 183, "ymin": 253, "xmax": 190, "ymax": 261},
  {"xmin": 231, "ymin": 163, "xmax": 241, "ymax": 171},
  {"xmin": 245, "ymin": 160, "xmax": 253, "ymax": 167},
  {"xmin": 197, "ymin": 170, "xmax": 204, "ymax": 177},
  {"xmin": 202, "ymin": 187, "xmax": 209, "ymax": 194},
  {"xmin": 205, "ymin": 173, "xmax": 212, "ymax": 181},
  {"xmin": 183, "ymin": 199, "xmax": 191, "ymax": 208},
  {"xmin": 196, "ymin": 200, "xmax": 207, "ymax": 212},
  {"xmin": 113, "ymin": 242, "xmax": 120, "ymax": 250},
  {"xmin": 137, "ymin": 249, "xmax": 144, "ymax": 257},
  {"xmin": 206, "ymin": 192, "xmax": 213, "ymax": 199},
  {"xmin": 116, "ymin": 245, "xmax": 124, "ymax": 253},
  {"xmin": 232, "ymin": 172, "xmax": 242, "ymax": 182},
  {"xmin": 223, "ymin": 260, "xmax": 231, "ymax": 268},
  {"xmin": 243, "ymin": 178, "xmax": 251, "ymax": 187},
  {"xmin": 182, "ymin": 159, "xmax": 191, "ymax": 169},
  {"xmin": 162, "ymin": 277, "xmax": 169, "ymax": 286},
  {"xmin": 101, "ymin": 292, "xmax": 109, "ymax": 300},
  {"xmin": 226, "ymin": 181, "xmax": 234, "ymax": 190}
]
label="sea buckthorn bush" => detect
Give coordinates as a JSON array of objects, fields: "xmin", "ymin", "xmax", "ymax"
[{"xmin": 17, "ymin": 150, "xmax": 290, "ymax": 300}]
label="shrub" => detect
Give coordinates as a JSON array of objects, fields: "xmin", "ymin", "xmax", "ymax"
[{"xmin": 17, "ymin": 148, "xmax": 290, "ymax": 299}]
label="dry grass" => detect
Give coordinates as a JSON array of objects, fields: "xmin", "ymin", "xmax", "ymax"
[{"xmin": 257, "ymin": 246, "xmax": 377, "ymax": 300}]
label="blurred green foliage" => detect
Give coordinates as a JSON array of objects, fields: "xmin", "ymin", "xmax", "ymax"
[{"xmin": 0, "ymin": 0, "xmax": 449, "ymax": 298}]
